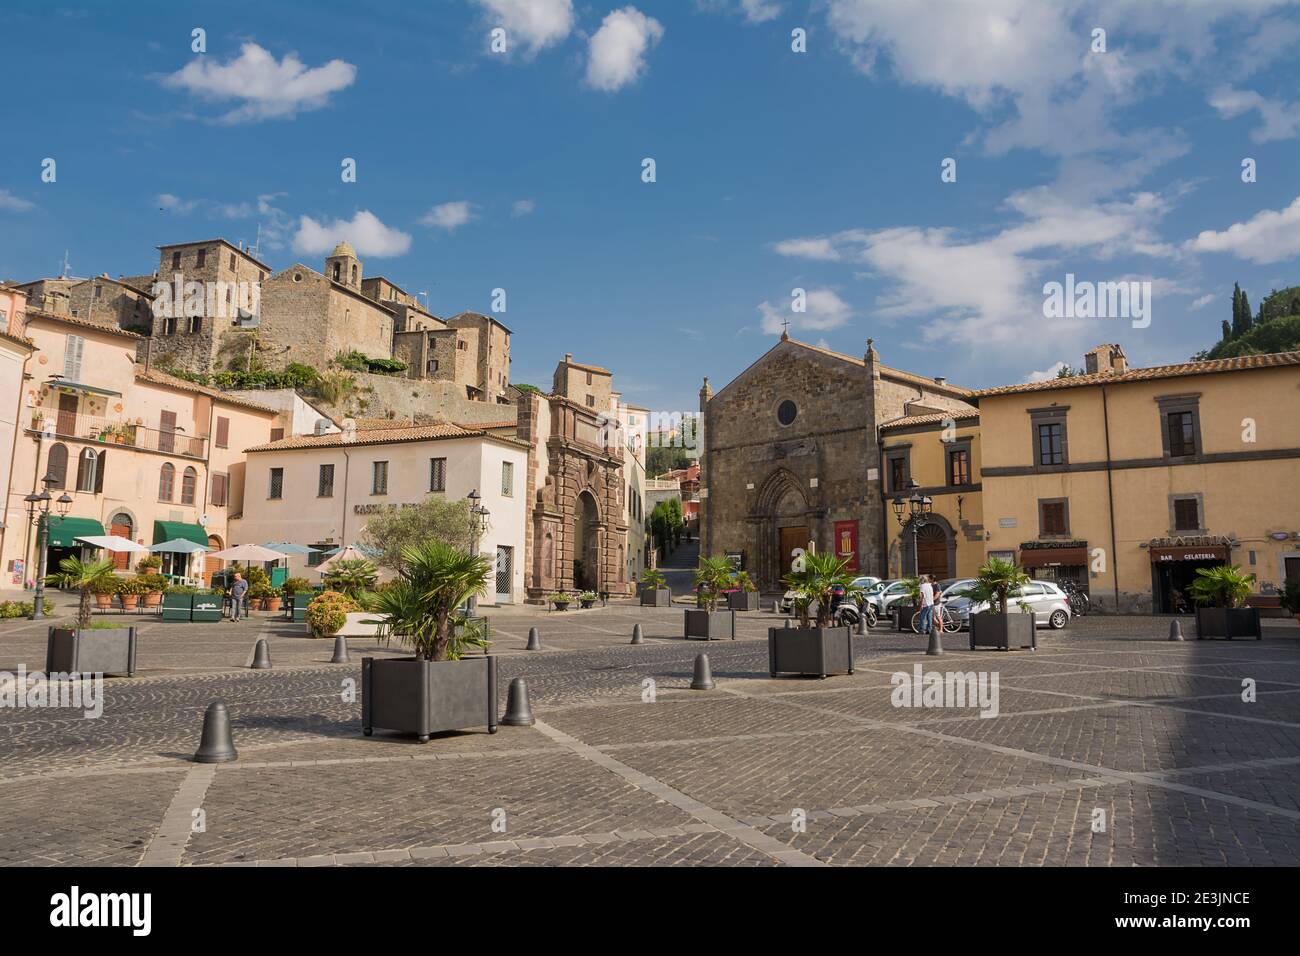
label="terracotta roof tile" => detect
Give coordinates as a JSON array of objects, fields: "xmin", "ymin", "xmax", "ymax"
[
  {"xmin": 24, "ymin": 309, "xmax": 143, "ymax": 339},
  {"xmin": 881, "ymin": 409, "xmax": 980, "ymax": 430},
  {"xmin": 975, "ymin": 350, "xmax": 1300, "ymax": 398},
  {"xmin": 134, "ymin": 368, "xmax": 279, "ymax": 414},
  {"xmin": 246, "ymin": 421, "xmax": 529, "ymax": 452}
]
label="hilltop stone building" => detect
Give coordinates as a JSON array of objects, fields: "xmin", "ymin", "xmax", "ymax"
[{"xmin": 700, "ymin": 334, "xmax": 977, "ymax": 591}]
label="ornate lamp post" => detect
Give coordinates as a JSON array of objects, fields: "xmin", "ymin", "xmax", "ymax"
[
  {"xmin": 25, "ymin": 474, "xmax": 73, "ymax": 620},
  {"xmin": 890, "ymin": 479, "xmax": 941, "ymax": 655},
  {"xmin": 466, "ymin": 490, "xmax": 490, "ymax": 616}
]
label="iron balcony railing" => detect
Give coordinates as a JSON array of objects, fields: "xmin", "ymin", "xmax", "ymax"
[{"xmin": 28, "ymin": 410, "xmax": 208, "ymax": 459}]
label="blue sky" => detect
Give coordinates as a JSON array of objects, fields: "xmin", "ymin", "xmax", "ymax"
[{"xmin": 3, "ymin": 0, "xmax": 1300, "ymax": 411}]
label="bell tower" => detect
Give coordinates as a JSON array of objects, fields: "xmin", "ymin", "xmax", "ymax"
[{"xmin": 325, "ymin": 240, "xmax": 362, "ymax": 290}]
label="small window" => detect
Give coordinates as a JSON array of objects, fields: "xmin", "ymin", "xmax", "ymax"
[
  {"xmin": 94, "ymin": 284, "xmax": 102, "ymax": 300},
  {"xmin": 886, "ymin": 453, "xmax": 909, "ymax": 493},
  {"xmin": 196, "ymin": 248, "xmax": 206, "ymax": 268},
  {"xmin": 171, "ymin": 251, "xmax": 182, "ymax": 269},
  {"xmin": 211, "ymin": 473, "xmax": 228, "ymax": 507},
  {"xmin": 947, "ymin": 448, "xmax": 971, "ymax": 486},
  {"xmin": 77, "ymin": 448, "xmax": 101, "ymax": 493},
  {"xmin": 1167, "ymin": 411, "xmax": 1196, "ymax": 457},
  {"xmin": 270, "ymin": 427, "xmax": 285, "ymax": 442},
  {"xmin": 188, "ymin": 315, "xmax": 202, "ymax": 334},
  {"xmin": 586, "ymin": 394, "xmax": 595, "ymax": 407},
  {"xmin": 1040, "ymin": 500, "xmax": 1068, "ymax": 535},
  {"xmin": 372, "ymin": 460, "xmax": 388, "ymax": 495},
  {"xmin": 181, "ymin": 466, "xmax": 197, "ymax": 505},
  {"xmin": 502, "ymin": 461, "xmax": 514, "ymax": 497},
  {"xmin": 47, "ymin": 443, "xmax": 69, "ymax": 488},
  {"xmin": 429, "ymin": 457, "xmax": 446, "ymax": 493},
  {"xmin": 1173, "ymin": 497, "xmax": 1200, "ymax": 531},
  {"xmin": 318, "ymin": 463, "xmax": 335, "ymax": 497},
  {"xmin": 269, "ymin": 467, "xmax": 283, "ymax": 500},
  {"xmin": 1037, "ymin": 423, "xmax": 1064, "ymax": 466},
  {"xmin": 164, "ymin": 315, "xmax": 177, "ymax": 335},
  {"xmin": 777, "ymin": 400, "xmax": 797, "ymax": 426},
  {"xmin": 158, "ymin": 462, "xmax": 175, "ymax": 501},
  {"xmin": 63, "ymin": 333, "xmax": 85, "ymax": 380},
  {"xmin": 332, "ymin": 262, "xmax": 341, "ymax": 281},
  {"xmin": 215, "ymin": 416, "xmax": 230, "ymax": 449},
  {"xmin": 427, "ymin": 358, "xmax": 439, "ymax": 373},
  {"xmin": 230, "ymin": 252, "xmax": 236, "ymax": 270},
  {"xmin": 307, "ymin": 544, "xmax": 330, "ymax": 568},
  {"xmin": 586, "ymin": 371, "xmax": 593, "ymax": 385}
]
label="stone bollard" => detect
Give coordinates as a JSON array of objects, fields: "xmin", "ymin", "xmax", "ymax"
[
  {"xmin": 690, "ymin": 653, "xmax": 715, "ymax": 691},
  {"xmin": 194, "ymin": 701, "xmax": 238, "ymax": 763},
  {"xmin": 330, "ymin": 635, "xmax": 350, "ymax": 663},
  {"xmin": 250, "ymin": 638, "xmax": 272, "ymax": 670},
  {"xmin": 856, "ymin": 612, "xmax": 866, "ymax": 636},
  {"xmin": 526, "ymin": 627, "xmax": 541, "ymax": 651},
  {"xmin": 630, "ymin": 624, "xmax": 644, "ymax": 645},
  {"xmin": 1169, "ymin": 619, "xmax": 1184, "ymax": 641},
  {"xmin": 501, "ymin": 678, "xmax": 536, "ymax": 726}
]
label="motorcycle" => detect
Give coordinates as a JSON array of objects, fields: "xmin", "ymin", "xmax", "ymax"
[{"xmin": 833, "ymin": 601, "xmax": 876, "ymax": 630}]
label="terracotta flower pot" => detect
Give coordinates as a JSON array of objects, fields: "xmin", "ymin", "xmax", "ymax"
[
  {"xmin": 143, "ymin": 591, "xmax": 163, "ymax": 608},
  {"xmin": 95, "ymin": 593, "xmax": 113, "ymax": 609},
  {"xmin": 120, "ymin": 594, "xmax": 140, "ymax": 610},
  {"xmin": 265, "ymin": 597, "xmax": 282, "ymax": 612}
]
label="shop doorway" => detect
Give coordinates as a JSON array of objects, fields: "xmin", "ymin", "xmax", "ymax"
[
  {"xmin": 1153, "ymin": 559, "xmax": 1224, "ymax": 614},
  {"xmin": 778, "ymin": 525, "xmax": 808, "ymax": 577}
]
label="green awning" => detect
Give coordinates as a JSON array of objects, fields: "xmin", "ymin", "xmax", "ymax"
[
  {"xmin": 46, "ymin": 516, "xmax": 106, "ymax": 547},
  {"xmin": 153, "ymin": 521, "xmax": 207, "ymax": 548}
]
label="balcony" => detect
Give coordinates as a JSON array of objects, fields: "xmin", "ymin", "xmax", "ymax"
[{"xmin": 28, "ymin": 410, "xmax": 208, "ymax": 459}]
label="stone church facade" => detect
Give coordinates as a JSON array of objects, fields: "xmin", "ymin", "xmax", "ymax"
[{"xmin": 700, "ymin": 334, "xmax": 976, "ymax": 591}]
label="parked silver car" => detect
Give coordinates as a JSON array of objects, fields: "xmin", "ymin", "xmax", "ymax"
[{"xmin": 945, "ymin": 580, "xmax": 1072, "ymax": 630}]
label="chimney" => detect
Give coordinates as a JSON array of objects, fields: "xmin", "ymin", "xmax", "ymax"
[
  {"xmin": 564, "ymin": 353, "xmax": 573, "ymax": 363},
  {"xmin": 1084, "ymin": 344, "xmax": 1128, "ymax": 375},
  {"xmin": 934, "ymin": 376, "xmax": 947, "ymax": 386}
]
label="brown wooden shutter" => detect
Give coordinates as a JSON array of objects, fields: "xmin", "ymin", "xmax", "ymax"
[
  {"xmin": 270, "ymin": 427, "xmax": 284, "ymax": 442},
  {"xmin": 94, "ymin": 451, "xmax": 106, "ymax": 494},
  {"xmin": 216, "ymin": 416, "xmax": 230, "ymax": 449},
  {"xmin": 160, "ymin": 410, "xmax": 177, "ymax": 453}
]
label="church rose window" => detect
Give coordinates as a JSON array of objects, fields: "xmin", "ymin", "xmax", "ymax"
[{"xmin": 777, "ymin": 400, "xmax": 797, "ymax": 426}]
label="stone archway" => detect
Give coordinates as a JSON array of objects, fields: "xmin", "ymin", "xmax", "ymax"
[
  {"xmin": 573, "ymin": 490, "xmax": 601, "ymax": 591},
  {"xmin": 898, "ymin": 513, "xmax": 957, "ymax": 580},
  {"xmin": 751, "ymin": 469, "xmax": 815, "ymax": 591}
]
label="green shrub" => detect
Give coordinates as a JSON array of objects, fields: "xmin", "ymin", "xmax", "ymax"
[
  {"xmin": 135, "ymin": 556, "xmax": 162, "ymax": 573},
  {"xmin": 281, "ymin": 577, "xmax": 311, "ymax": 596},
  {"xmin": 136, "ymin": 574, "xmax": 168, "ymax": 592},
  {"xmin": 306, "ymin": 590, "xmax": 361, "ymax": 637}
]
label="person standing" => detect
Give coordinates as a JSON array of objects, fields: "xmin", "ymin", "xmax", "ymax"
[
  {"xmin": 229, "ymin": 572, "xmax": 248, "ymax": 622},
  {"xmin": 918, "ymin": 574, "xmax": 935, "ymax": 634}
]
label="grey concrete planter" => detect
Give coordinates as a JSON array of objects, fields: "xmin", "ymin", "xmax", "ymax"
[
  {"xmin": 969, "ymin": 612, "xmax": 1037, "ymax": 651},
  {"xmin": 46, "ymin": 626, "xmax": 137, "ymax": 677},
  {"xmin": 640, "ymin": 588, "xmax": 672, "ymax": 607},
  {"xmin": 1195, "ymin": 606, "xmax": 1262, "ymax": 640},
  {"xmin": 893, "ymin": 606, "xmax": 920, "ymax": 631},
  {"xmin": 362, "ymin": 655, "xmax": 498, "ymax": 742},
  {"xmin": 684, "ymin": 608, "xmax": 736, "ymax": 640},
  {"xmin": 768, "ymin": 626, "xmax": 854, "ymax": 678},
  {"xmin": 727, "ymin": 591, "xmax": 761, "ymax": 611}
]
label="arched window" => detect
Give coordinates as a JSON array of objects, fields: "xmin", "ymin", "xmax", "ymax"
[
  {"xmin": 159, "ymin": 462, "xmax": 175, "ymax": 501},
  {"xmin": 332, "ymin": 262, "xmax": 341, "ymax": 281},
  {"xmin": 46, "ymin": 443, "xmax": 68, "ymax": 488},
  {"xmin": 181, "ymin": 466, "xmax": 197, "ymax": 505},
  {"xmin": 76, "ymin": 448, "xmax": 103, "ymax": 493},
  {"xmin": 350, "ymin": 264, "xmax": 358, "ymax": 285}
]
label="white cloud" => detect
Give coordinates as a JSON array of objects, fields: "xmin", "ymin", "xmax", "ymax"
[
  {"xmin": 418, "ymin": 201, "xmax": 477, "ymax": 231},
  {"xmin": 585, "ymin": 7, "xmax": 664, "ymax": 92},
  {"xmin": 1025, "ymin": 362, "xmax": 1069, "ymax": 383},
  {"xmin": 758, "ymin": 288, "xmax": 854, "ymax": 335},
  {"xmin": 1208, "ymin": 87, "xmax": 1300, "ymax": 143},
  {"xmin": 0, "ymin": 190, "xmax": 34, "ymax": 212},
  {"xmin": 1190, "ymin": 293, "xmax": 1215, "ymax": 310},
  {"xmin": 772, "ymin": 237, "xmax": 841, "ymax": 261},
  {"xmin": 739, "ymin": 0, "xmax": 782, "ymax": 23},
  {"xmin": 156, "ymin": 193, "xmax": 200, "ymax": 214},
  {"xmin": 161, "ymin": 42, "xmax": 356, "ymax": 123},
  {"xmin": 1184, "ymin": 196, "xmax": 1300, "ymax": 265},
  {"xmin": 511, "ymin": 199, "xmax": 536, "ymax": 217},
  {"xmin": 293, "ymin": 210, "xmax": 412, "ymax": 258},
  {"xmin": 475, "ymin": 0, "xmax": 574, "ymax": 55}
]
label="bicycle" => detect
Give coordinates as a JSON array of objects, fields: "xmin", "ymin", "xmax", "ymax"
[
  {"xmin": 1060, "ymin": 581, "xmax": 1090, "ymax": 616},
  {"xmin": 912, "ymin": 602, "xmax": 961, "ymax": 634}
]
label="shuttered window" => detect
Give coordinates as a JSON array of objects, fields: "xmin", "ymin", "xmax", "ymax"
[
  {"xmin": 158, "ymin": 463, "xmax": 175, "ymax": 501},
  {"xmin": 211, "ymin": 473, "xmax": 228, "ymax": 507},
  {"xmin": 215, "ymin": 416, "xmax": 230, "ymax": 448},
  {"xmin": 63, "ymin": 334, "xmax": 84, "ymax": 380},
  {"xmin": 181, "ymin": 466, "xmax": 198, "ymax": 505},
  {"xmin": 429, "ymin": 457, "xmax": 446, "ymax": 492},
  {"xmin": 269, "ymin": 467, "xmax": 284, "ymax": 500},
  {"xmin": 319, "ymin": 464, "xmax": 334, "ymax": 497},
  {"xmin": 501, "ymin": 461, "xmax": 514, "ymax": 497},
  {"xmin": 372, "ymin": 461, "xmax": 388, "ymax": 495},
  {"xmin": 46, "ymin": 443, "xmax": 69, "ymax": 488}
]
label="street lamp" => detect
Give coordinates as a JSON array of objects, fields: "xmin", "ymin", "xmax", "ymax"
[
  {"xmin": 890, "ymin": 478, "xmax": 941, "ymax": 655},
  {"xmin": 26, "ymin": 474, "xmax": 73, "ymax": 621},
  {"xmin": 466, "ymin": 490, "xmax": 490, "ymax": 616}
]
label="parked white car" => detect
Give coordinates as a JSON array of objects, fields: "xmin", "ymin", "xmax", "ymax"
[{"xmin": 945, "ymin": 580, "xmax": 1072, "ymax": 630}]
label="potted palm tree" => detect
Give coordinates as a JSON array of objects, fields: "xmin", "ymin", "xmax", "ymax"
[
  {"xmin": 45, "ymin": 557, "xmax": 138, "ymax": 677},
  {"xmin": 968, "ymin": 557, "xmax": 1036, "ymax": 650},
  {"xmin": 1282, "ymin": 579, "xmax": 1300, "ymax": 625},
  {"xmin": 727, "ymin": 570, "xmax": 761, "ymax": 611},
  {"xmin": 685, "ymin": 556, "xmax": 737, "ymax": 640},
  {"xmin": 769, "ymin": 553, "xmax": 858, "ymax": 677},
  {"xmin": 363, "ymin": 540, "xmax": 498, "ymax": 742},
  {"xmin": 1191, "ymin": 565, "xmax": 1261, "ymax": 640},
  {"xmin": 892, "ymin": 576, "xmax": 922, "ymax": 631},
  {"xmin": 324, "ymin": 557, "xmax": 378, "ymax": 601},
  {"xmin": 639, "ymin": 568, "xmax": 672, "ymax": 607}
]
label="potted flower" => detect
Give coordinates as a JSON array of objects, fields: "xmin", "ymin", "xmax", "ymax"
[
  {"xmin": 1190, "ymin": 565, "xmax": 1261, "ymax": 640},
  {"xmin": 91, "ymin": 575, "xmax": 117, "ymax": 609},
  {"xmin": 44, "ymin": 557, "xmax": 137, "ymax": 677},
  {"xmin": 135, "ymin": 555, "xmax": 162, "ymax": 575},
  {"xmin": 549, "ymin": 592, "xmax": 570, "ymax": 611},
  {"xmin": 967, "ymin": 558, "xmax": 1037, "ymax": 651},
  {"xmin": 117, "ymin": 577, "xmax": 142, "ymax": 611},
  {"xmin": 1282, "ymin": 579, "xmax": 1300, "ymax": 624},
  {"xmin": 137, "ymin": 573, "xmax": 168, "ymax": 608},
  {"xmin": 727, "ymin": 570, "xmax": 761, "ymax": 611},
  {"xmin": 264, "ymin": 586, "xmax": 283, "ymax": 614},
  {"xmin": 685, "ymin": 556, "xmax": 737, "ymax": 640},
  {"xmin": 282, "ymin": 577, "xmax": 313, "ymax": 622},
  {"xmin": 578, "ymin": 590, "xmax": 597, "ymax": 609},
  {"xmin": 769, "ymin": 552, "xmax": 858, "ymax": 677},
  {"xmin": 639, "ymin": 568, "xmax": 672, "ymax": 607},
  {"xmin": 363, "ymin": 540, "xmax": 498, "ymax": 742},
  {"xmin": 247, "ymin": 581, "xmax": 272, "ymax": 611}
]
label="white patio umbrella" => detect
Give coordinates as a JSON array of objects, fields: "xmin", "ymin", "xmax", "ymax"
[
  {"xmin": 207, "ymin": 543, "xmax": 286, "ymax": 563},
  {"xmin": 315, "ymin": 544, "xmax": 371, "ymax": 576},
  {"xmin": 74, "ymin": 535, "xmax": 152, "ymax": 554}
]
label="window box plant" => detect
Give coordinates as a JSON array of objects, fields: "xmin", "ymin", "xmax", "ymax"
[
  {"xmin": 44, "ymin": 557, "xmax": 137, "ymax": 677},
  {"xmin": 727, "ymin": 570, "xmax": 761, "ymax": 611},
  {"xmin": 363, "ymin": 540, "xmax": 498, "ymax": 742},
  {"xmin": 968, "ymin": 558, "xmax": 1037, "ymax": 650},
  {"xmin": 685, "ymin": 556, "xmax": 738, "ymax": 640},
  {"xmin": 639, "ymin": 569, "xmax": 672, "ymax": 607},
  {"xmin": 1191, "ymin": 565, "xmax": 1262, "ymax": 640},
  {"xmin": 768, "ymin": 552, "xmax": 860, "ymax": 676}
]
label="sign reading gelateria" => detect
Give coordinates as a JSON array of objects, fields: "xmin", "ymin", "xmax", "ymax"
[{"xmin": 1147, "ymin": 535, "xmax": 1233, "ymax": 564}]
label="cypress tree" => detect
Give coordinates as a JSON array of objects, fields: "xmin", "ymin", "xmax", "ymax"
[{"xmin": 1239, "ymin": 290, "xmax": 1253, "ymax": 335}]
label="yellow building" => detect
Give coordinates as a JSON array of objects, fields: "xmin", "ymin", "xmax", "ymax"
[
  {"xmin": 879, "ymin": 409, "xmax": 984, "ymax": 580},
  {"xmin": 974, "ymin": 344, "xmax": 1300, "ymax": 613}
]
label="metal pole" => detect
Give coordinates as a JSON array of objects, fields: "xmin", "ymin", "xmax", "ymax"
[
  {"xmin": 31, "ymin": 511, "xmax": 49, "ymax": 620},
  {"xmin": 467, "ymin": 517, "xmax": 479, "ymax": 616}
]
